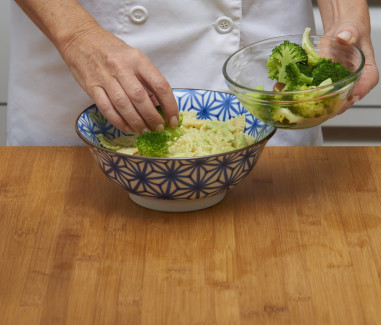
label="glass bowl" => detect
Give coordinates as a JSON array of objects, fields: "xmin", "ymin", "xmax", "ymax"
[{"xmin": 223, "ymin": 34, "xmax": 365, "ymax": 129}]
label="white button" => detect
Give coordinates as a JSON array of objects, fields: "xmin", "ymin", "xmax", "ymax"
[
  {"xmin": 214, "ymin": 16, "xmax": 234, "ymax": 34},
  {"xmin": 129, "ymin": 6, "xmax": 148, "ymax": 24}
]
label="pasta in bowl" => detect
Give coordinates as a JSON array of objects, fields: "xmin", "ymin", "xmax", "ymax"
[
  {"xmin": 98, "ymin": 111, "xmax": 257, "ymax": 158},
  {"xmin": 76, "ymin": 88, "xmax": 276, "ymax": 212}
]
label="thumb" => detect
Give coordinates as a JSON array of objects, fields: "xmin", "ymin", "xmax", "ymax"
[{"xmin": 335, "ymin": 25, "xmax": 359, "ymax": 45}]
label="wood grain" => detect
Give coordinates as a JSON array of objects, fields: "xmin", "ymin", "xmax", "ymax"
[{"xmin": 1, "ymin": 146, "xmax": 381, "ymax": 324}]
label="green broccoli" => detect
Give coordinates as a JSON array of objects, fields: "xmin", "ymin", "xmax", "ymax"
[
  {"xmin": 292, "ymin": 101, "xmax": 326, "ymax": 119},
  {"xmin": 291, "ymin": 78, "xmax": 334, "ymax": 118},
  {"xmin": 270, "ymin": 107, "xmax": 304, "ymax": 124},
  {"xmin": 296, "ymin": 62, "xmax": 314, "ymax": 77},
  {"xmin": 301, "ymin": 27, "xmax": 332, "ymax": 66},
  {"xmin": 283, "ymin": 62, "xmax": 314, "ymax": 91},
  {"xmin": 135, "ymin": 130, "xmax": 172, "ymax": 157},
  {"xmin": 311, "ymin": 61, "xmax": 351, "ymax": 86},
  {"xmin": 135, "ymin": 106, "xmax": 184, "ymax": 157},
  {"xmin": 266, "ymin": 40, "xmax": 308, "ymax": 84}
]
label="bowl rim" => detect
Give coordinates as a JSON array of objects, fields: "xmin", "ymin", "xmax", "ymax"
[
  {"xmin": 75, "ymin": 88, "xmax": 277, "ymax": 161},
  {"xmin": 222, "ymin": 33, "xmax": 365, "ymax": 95}
]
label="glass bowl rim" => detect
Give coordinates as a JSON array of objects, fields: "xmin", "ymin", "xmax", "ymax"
[{"xmin": 222, "ymin": 33, "xmax": 365, "ymax": 96}]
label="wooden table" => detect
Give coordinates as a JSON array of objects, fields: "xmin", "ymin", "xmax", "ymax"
[{"xmin": 1, "ymin": 146, "xmax": 381, "ymax": 324}]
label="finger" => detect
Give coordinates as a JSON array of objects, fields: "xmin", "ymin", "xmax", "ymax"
[
  {"xmin": 336, "ymin": 30, "xmax": 355, "ymax": 45},
  {"xmin": 146, "ymin": 88, "xmax": 160, "ymax": 107},
  {"xmin": 92, "ymin": 86, "xmax": 134, "ymax": 133},
  {"xmin": 103, "ymin": 77, "xmax": 153, "ymax": 134},
  {"xmin": 137, "ymin": 63, "xmax": 179, "ymax": 128},
  {"xmin": 349, "ymin": 67, "xmax": 378, "ymax": 101},
  {"xmin": 335, "ymin": 26, "xmax": 359, "ymax": 45},
  {"xmin": 335, "ymin": 62, "xmax": 379, "ymax": 116},
  {"xmin": 149, "ymin": 78, "xmax": 179, "ymax": 128},
  {"xmin": 334, "ymin": 26, "xmax": 379, "ymax": 110},
  {"xmin": 334, "ymin": 100, "xmax": 353, "ymax": 116},
  {"xmin": 117, "ymin": 74, "xmax": 165, "ymax": 132}
]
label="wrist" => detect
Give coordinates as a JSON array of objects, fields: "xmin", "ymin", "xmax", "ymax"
[
  {"xmin": 15, "ymin": 0, "xmax": 101, "ymax": 57},
  {"xmin": 317, "ymin": 0, "xmax": 370, "ymax": 35},
  {"xmin": 55, "ymin": 19, "xmax": 101, "ymax": 57}
]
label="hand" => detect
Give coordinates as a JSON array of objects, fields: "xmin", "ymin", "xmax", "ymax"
[
  {"xmin": 60, "ymin": 25, "xmax": 179, "ymax": 134},
  {"xmin": 326, "ymin": 23, "xmax": 379, "ymax": 115}
]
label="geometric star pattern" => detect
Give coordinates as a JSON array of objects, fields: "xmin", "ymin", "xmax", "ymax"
[{"xmin": 76, "ymin": 89, "xmax": 276, "ymax": 200}]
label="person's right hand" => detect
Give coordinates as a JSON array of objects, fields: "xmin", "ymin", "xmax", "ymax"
[
  {"xmin": 59, "ymin": 24, "xmax": 179, "ymax": 134},
  {"xmin": 326, "ymin": 23, "xmax": 379, "ymax": 115}
]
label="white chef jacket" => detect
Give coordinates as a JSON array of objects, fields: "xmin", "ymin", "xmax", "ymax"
[{"xmin": 7, "ymin": 0, "xmax": 323, "ymax": 146}]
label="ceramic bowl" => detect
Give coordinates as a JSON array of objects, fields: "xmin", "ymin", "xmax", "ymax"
[
  {"xmin": 223, "ymin": 34, "xmax": 365, "ymax": 129},
  {"xmin": 76, "ymin": 89, "xmax": 276, "ymax": 212}
]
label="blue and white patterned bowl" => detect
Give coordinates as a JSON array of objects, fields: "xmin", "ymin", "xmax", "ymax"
[{"xmin": 76, "ymin": 89, "xmax": 276, "ymax": 212}]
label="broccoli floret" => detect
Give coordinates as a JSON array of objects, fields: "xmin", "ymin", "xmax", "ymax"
[
  {"xmin": 270, "ymin": 107, "xmax": 304, "ymax": 124},
  {"xmin": 301, "ymin": 27, "xmax": 332, "ymax": 66},
  {"xmin": 163, "ymin": 120, "xmax": 185, "ymax": 142},
  {"xmin": 266, "ymin": 40, "xmax": 308, "ymax": 84},
  {"xmin": 291, "ymin": 79, "xmax": 334, "ymax": 118},
  {"xmin": 283, "ymin": 62, "xmax": 314, "ymax": 91},
  {"xmin": 135, "ymin": 106, "xmax": 184, "ymax": 157},
  {"xmin": 296, "ymin": 62, "xmax": 314, "ymax": 77},
  {"xmin": 316, "ymin": 77, "xmax": 335, "ymax": 89},
  {"xmin": 266, "ymin": 57, "xmax": 282, "ymax": 81},
  {"xmin": 136, "ymin": 130, "xmax": 172, "ymax": 157},
  {"xmin": 301, "ymin": 27, "xmax": 351, "ymax": 86},
  {"xmin": 135, "ymin": 126, "xmax": 184, "ymax": 158},
  {"xmin": 311, "ymin": 61, "xmax": 351, "ymax": 86},
  {"xmin": 293, "ymin": 78, "xmax": 334, "ymax": 99},
  {"xmin": 293, "ymin": 101, "xmax": 326, "ymax": 119}
]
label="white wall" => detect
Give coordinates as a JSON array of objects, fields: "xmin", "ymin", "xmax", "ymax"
[
  {"xmin": 0, "ymin": 0, "xmax": 10, "ymax": 103},
  {"xmin": 0, "ymin": 0, "xmax": 10, "ymax": 145}
]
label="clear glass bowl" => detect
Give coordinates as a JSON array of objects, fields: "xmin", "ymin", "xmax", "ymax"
[{"xmin": 223, "ymin": 34, "xmax": 365, "ymax": 129}]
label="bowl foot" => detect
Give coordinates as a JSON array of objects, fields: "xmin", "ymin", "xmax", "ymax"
[{"xmin": 129, "ymin": 192, "xmax": 226, "ymax": 212}]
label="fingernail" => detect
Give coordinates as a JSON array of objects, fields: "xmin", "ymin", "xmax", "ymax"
[
  {"xmin": 142, "ymin": 127, "xmax": 150, "ymax": 134},
  {"xmin": 337, "ymin": 31, "xmax": 352, "ymax": 42},
  {"xmin": 169, "ymin": 116, "xmax": 179, "ymax": 128},
  {"xmin": 156, "ymin": 124, "xmax": 165, "ymax": 132},
  {"xmin": 350, "ymin": 95, "xmax": 360, "ymax": 103}
]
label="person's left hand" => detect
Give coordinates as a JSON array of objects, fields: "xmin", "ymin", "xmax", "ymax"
[{"xmin": 325, "ymin": 23, "xmax": 379, "ymax": 115}]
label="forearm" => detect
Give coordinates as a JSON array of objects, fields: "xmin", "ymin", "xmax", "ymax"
[
  {"xmin": 15, "ymin": 0, "xmax": 100, "ymax": 54},
  {"xmin": 316, "ymin": 0, "xmax": 371, "ymax": 35}
]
